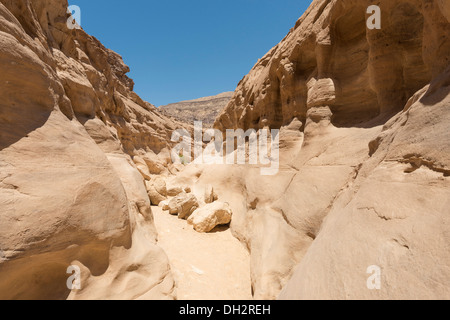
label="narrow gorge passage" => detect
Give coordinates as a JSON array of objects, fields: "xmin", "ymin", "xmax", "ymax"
[
  {"xmin": 152, "ymin": 206, "xmax": 253, "ymax": 300},
  {"xmin": 1, "ymin": 0, "xmax": 449, "ymax": 301}
]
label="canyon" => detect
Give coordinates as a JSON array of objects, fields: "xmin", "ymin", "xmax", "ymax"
[{"xmin": 0, "ymin": 0, "xmax": 449, "ymax": 300}]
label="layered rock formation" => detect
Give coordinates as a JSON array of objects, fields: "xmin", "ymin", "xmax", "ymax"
[
  {"xmin": 159, "ymin": 92, "xmax": 233, "ymax": 127},
  {"xmin": 208, "ymin": 0, "xmax": 450, "ymax": 299},
  {"xmin": 1, "ymin": 0, "xmax": 449, "ymax": 301},
  {"xmin": 0, "ymin": 0, "xmax": 180, "ymax": 299}
]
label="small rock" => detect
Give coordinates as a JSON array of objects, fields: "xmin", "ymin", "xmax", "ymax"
[
  {"xmin": 159, "ymin": 200, "xmax": 170, "ymax": 211},
  {"xmin": 148, "ymin": 185, "xmax": 166, "ymax": 206},
  {"xmin": 191, "ymin": 265, "xmax": 205, "ymax": 275},
  {"xmin": 204, "ymin": 184, "xmax": 218, "ymax": 204}
]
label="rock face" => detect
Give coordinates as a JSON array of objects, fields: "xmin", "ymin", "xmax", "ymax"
[
  {"xmin": 216, "ymin": 0, "xmax": 450, "ymax": 132},
  {"xmin": 1, "ymin": 0, "xmax": 450, "ymax": 301},
  {"xmin": 211, "ymin": 0, "xmax": 450, "ymax": 299},
  {"xmin": 188, "ymin": 202, "xmax": 233, "ymax": 233},
  {"xmin": 159, "ymin": 92, "xmax": 233, "ymax": 127},
  {"xmin": 0, "ymin": 0, "xmax": 178, "ymax": 300}
]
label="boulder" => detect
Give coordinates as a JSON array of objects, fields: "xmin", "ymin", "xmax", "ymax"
[
  {"xmin": 188, "ymin": 202, "xmax": 232, "ymax": 233},
  {"xmin": 147, "ymin": 185, "xmax": 166, "ymax": 206},
  {"xmin": 168, "ymin": 194, "xmax": 199, "ymax": 219},
  {"xmin": 143, "ymin": 154, "xmax": 165, "ymax": 174},
  {"xmin": 133, "ymin": 156, "xmax": 151, "ymax": 180},
  {"xmin": 146, "ymin": 177, "xmax": 168, "ymax": 206},
  {"xmin": 153, "ymin": 177, "xmax": 167, "ymax": 197}
]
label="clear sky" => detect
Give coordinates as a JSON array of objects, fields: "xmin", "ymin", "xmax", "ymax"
[{"xmin": 68, "ymin": 0, "xmax": 313, "ymax": 106}]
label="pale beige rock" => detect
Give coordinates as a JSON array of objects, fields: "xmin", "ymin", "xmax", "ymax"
[
  {"xmin": 133, "ymin": 156, "xmax": 152, "ymax": 181},
  {"xmin": 153, "ymin": 177, "xmax": 168, "ymax": 197},
  {"xmin": 208, "ymin": 0, "xmax": 450, "ymax": 300},
  {"xmin": 168, "ymin": 193, "xmax": 199, "ymax": 219},
  {"xmin": 69, "ymin": 153, "xmax": 175, "ymax": 300},
  {"xmin": 145, "ymin": 177, "xmax": 168, "ymax": 206},
  {"xmin": 188, "ymin": 202, "xmax": 232, "ymax": 233},
  {"xmin": 143, "ymin": 153, "xmax": 166, "ymax": 175},
  {"xmin": 204, "ymin": 185, "xmax": 219, "ymax": 204},
  {"xmin": 0, "ymin": 0, "xmax": 178, "ymax": 300},
  {"xmin": 2, "ymin": 0, "xmax": 450, "ymax": 301},
  {"xmin": 160, "ymin": 200, "xmax": 170, "ymax": 211},
  {"xmin": 167, "ymin": 186, "xmax": 184, "ymax": 197},
  {"xmin": 215, "ymin": 0, "xmax": 449, "ymax": 131},
  {"xmin": 306, "ymin": 78, "xmax": 336, "ymax": 108},
  {"xmin": 147, "ymin": 185, "xmax": 167, "ymax": 206}
]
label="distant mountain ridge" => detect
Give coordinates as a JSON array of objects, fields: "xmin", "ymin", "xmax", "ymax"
[{"xmin": 158, "ymin": 92, "xmax": 233, "ymax": 127}]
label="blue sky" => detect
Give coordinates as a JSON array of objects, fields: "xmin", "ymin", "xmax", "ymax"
[{"xmin": 68, "ymin": 0, "xmax": 312, "ymax": 106}]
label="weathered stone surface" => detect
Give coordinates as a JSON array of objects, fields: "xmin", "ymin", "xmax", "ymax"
[
  {"xmin": 188, "ymin": 202, "xmax": 232, "ymax": 233},
  {"xmin": 145, "ymin": 177, "xmax": 168, "ymax": 206},
  {"xmin": 153, "ymin": 177, "xmax": 168, "ymax": 197},
  {"xmin": 159, "ymin": 92, "xmax": 233, "ymax": 127},
  {"xmin": 2, "ymin": 0, "xmax": 450, "ymax": 301},
  {"xmin": 133, "ymin": 156, "xmax": 151, "ymax": 180},
  {"xmin": 215, "ymin": 0, "xmax": 449, "ymax": 132},
  {"xmin": 168, "ymin": 194, "xmax": 199, "ymax": 219},
  {"xmin": 167, "ymin": 186, "xmax": 184, "ymax": 197},
  {"xmin": 147, "ymin": 186, "xmax": 167, "ymax": 206},
  {"xmin": 209, "ymin": 0, "xmax": 450, "ymax": 300},
  {"xmin": 160, "ymin": 200, "xmax": 170, "ymax": 211},
  {"xmin": 0, "ymin": 0, "xmax": 177, "ymax": 300},
  {"xmin": 204, "ymin": 185, "xmax": 219, "ymax": 204}
]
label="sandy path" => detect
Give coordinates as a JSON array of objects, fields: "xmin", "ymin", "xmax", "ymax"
[{"xmin": 152, "ymin": 206, "xmax": 252, "ymax": 300}]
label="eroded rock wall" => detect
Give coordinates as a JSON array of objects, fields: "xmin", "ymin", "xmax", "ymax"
[
  {"xmin": 210, "ymin": 0, "xmax": 450, "ymax": 299},
  {"xmin": 215, "ymin": 0, "xmax": 449, "ymax": 132},
  {"xmin": 0, "ymin": 0, "xmax": 178, "ymax": 299}
]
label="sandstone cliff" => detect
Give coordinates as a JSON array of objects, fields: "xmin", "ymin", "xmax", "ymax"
[
  {"xmin": 207, "ymin": 0, "xmax": 450, "ymax": 299},
  {"xmin": 159, "ymin": 92, "xmax": 233, "ymax": 127},
  {"xmin": 0, "ymin": 0, "xmax": 180, "ymax": 299},
  {"xmin": 1, "ymin": 0, "xmax": 449, "ymax": 301}
]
